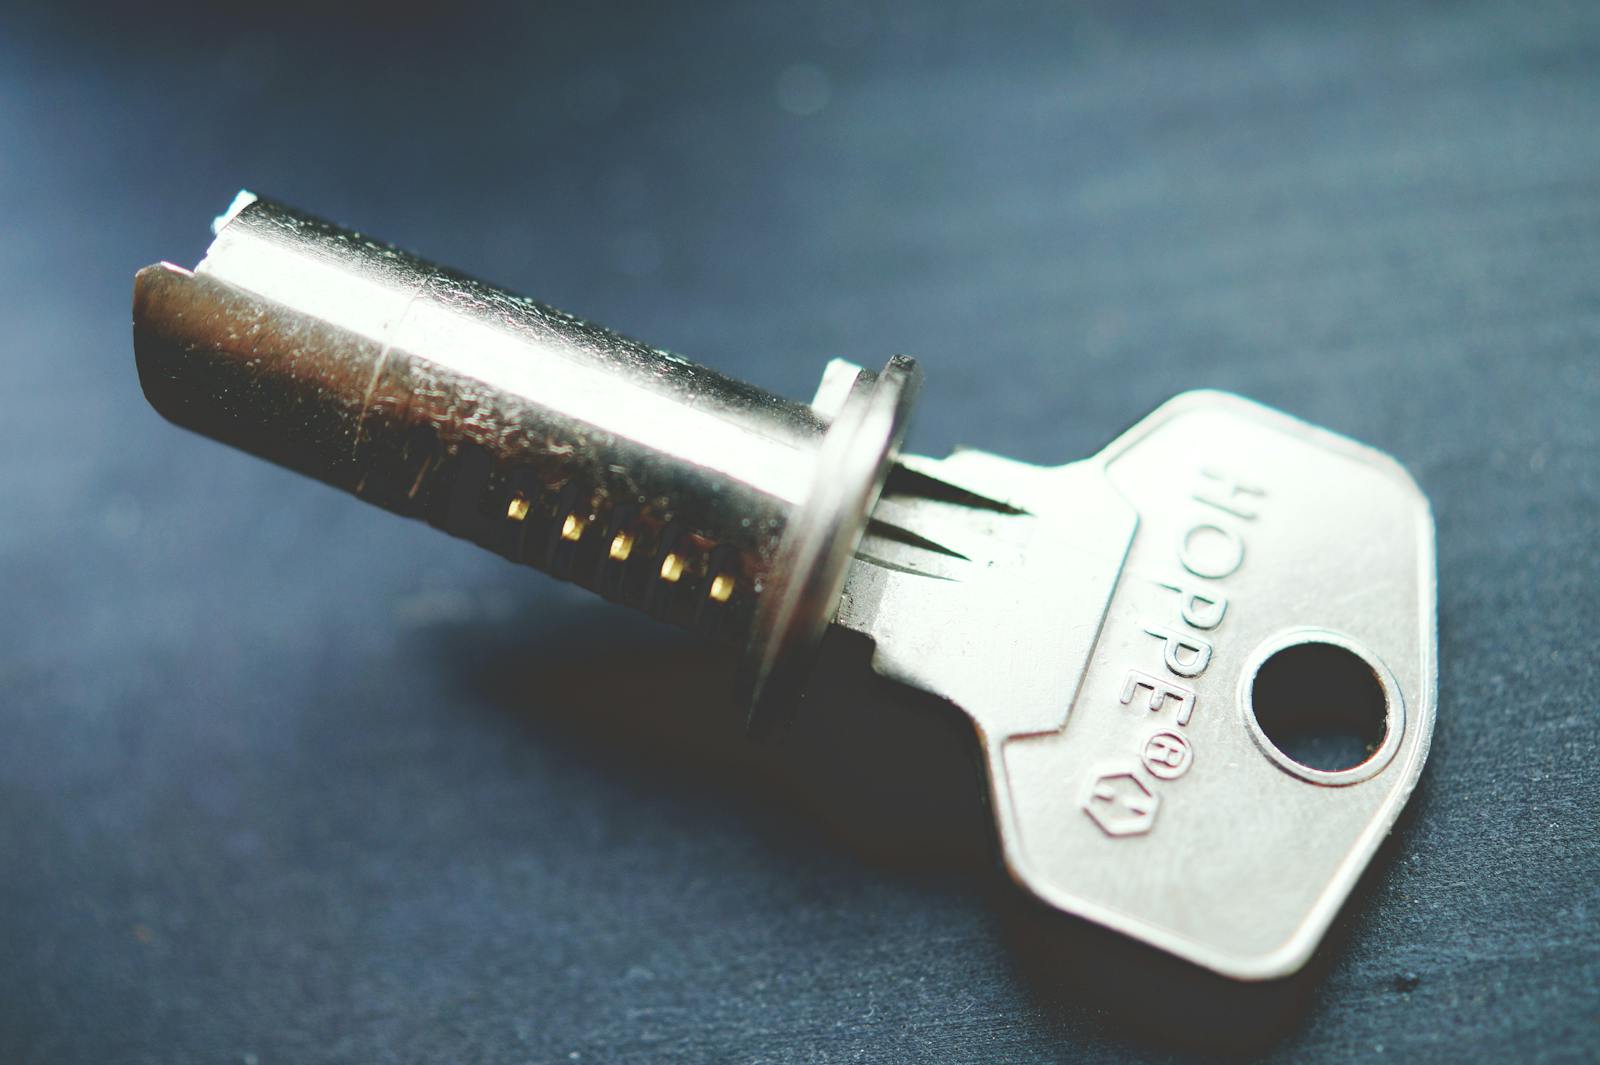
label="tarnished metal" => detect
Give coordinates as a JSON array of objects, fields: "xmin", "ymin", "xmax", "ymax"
[{"xmin": 134, "ymin": 192, "xmax": 917, "ymax": 723}]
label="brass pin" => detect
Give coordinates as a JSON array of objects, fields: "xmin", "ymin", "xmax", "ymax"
[{"xmin": 659, "ymin": 552, "xmax": 685, "ymax": 583}]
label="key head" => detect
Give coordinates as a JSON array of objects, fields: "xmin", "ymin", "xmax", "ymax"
[{"xmin": 841, "ymin": 391, "xmax": 1436, "ymax": 979}]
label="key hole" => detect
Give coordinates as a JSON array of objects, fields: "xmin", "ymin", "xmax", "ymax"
[{"xmin": 1249, "ymin": 641, "xmax": 1388, "ymax": 773}]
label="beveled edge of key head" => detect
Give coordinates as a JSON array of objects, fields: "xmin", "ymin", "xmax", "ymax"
[{"xmin": 988, "ymin": 390, "xmax": 1437, "ymax": 981}]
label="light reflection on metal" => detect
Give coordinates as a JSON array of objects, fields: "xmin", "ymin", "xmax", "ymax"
[{"xmin": 134, "ymin": 193, "xmax": 917, "ymax": 726}]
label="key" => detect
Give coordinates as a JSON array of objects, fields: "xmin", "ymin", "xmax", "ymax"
[
  {"xmin": 132, "ymin": 192, "xmax": 1437, "ymax": 980},
  {"xmin": 839, "ymin": 401, "xmax": 1434, "ymax": 979}
]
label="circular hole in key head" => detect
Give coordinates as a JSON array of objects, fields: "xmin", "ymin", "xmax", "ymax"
[{"xmin": 1249, "ymin": 640, "xmax": 1389, "ymax": 775}]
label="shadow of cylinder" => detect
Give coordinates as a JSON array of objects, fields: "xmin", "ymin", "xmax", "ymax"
[{"xmin": 429, "ymin": 604, "xmax": 1413, "ymax": 1056}]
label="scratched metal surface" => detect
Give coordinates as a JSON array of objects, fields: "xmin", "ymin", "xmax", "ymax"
[{"xmin": 1, "ymin": 2, "xmax": 1596, "ymax": 1062}]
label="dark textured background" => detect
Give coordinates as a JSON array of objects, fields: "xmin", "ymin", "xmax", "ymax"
[{"xmin": 3, "ymin": 2, "xmax": 1597, "ymax": 1062}]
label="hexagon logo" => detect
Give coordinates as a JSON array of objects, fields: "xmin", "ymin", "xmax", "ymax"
[{"xmin": 1083, "ymin": 771, "xmax": 1158, "ymax": 837}]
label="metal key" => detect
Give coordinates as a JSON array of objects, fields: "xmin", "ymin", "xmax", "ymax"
[{"xmin": 132, "ymin": 193, "xmax": 1437, "ymax": 980}]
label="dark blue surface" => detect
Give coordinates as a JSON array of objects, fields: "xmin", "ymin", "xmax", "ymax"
[{"xmin": 2, "ymin": 2, "xmax": 1597, "ymax": 1061}]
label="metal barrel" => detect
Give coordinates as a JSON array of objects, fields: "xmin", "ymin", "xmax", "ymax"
[{"xmin": 133, "ymin": 193, "xmax": 917, "ymax": 723}]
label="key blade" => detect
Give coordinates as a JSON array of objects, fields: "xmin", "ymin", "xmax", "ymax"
[
  {"xmin": 840, "ymin": 449, "xmax": 1137, "ymax": 740},
  {"xmin": 839, "ymin": 392, "xmax": 1436, "ymax": 980}
]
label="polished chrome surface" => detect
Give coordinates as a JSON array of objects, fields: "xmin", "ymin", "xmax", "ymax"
[
  {"xmin": 747, "ymin": 353, "xmax": 919, "ymax": 730},
  {"xmin": 134, "ymin": 193, "xmax": 915, "ymax": 707},
  {"xmin": 837, "ymin": 392, "xmax": 1437, "ymax": 979}
]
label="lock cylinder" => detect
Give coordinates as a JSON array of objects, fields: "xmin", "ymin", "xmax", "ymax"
[{"xmin": 133, "ymin": 192, "xmax": 919, "ymax": 726}]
